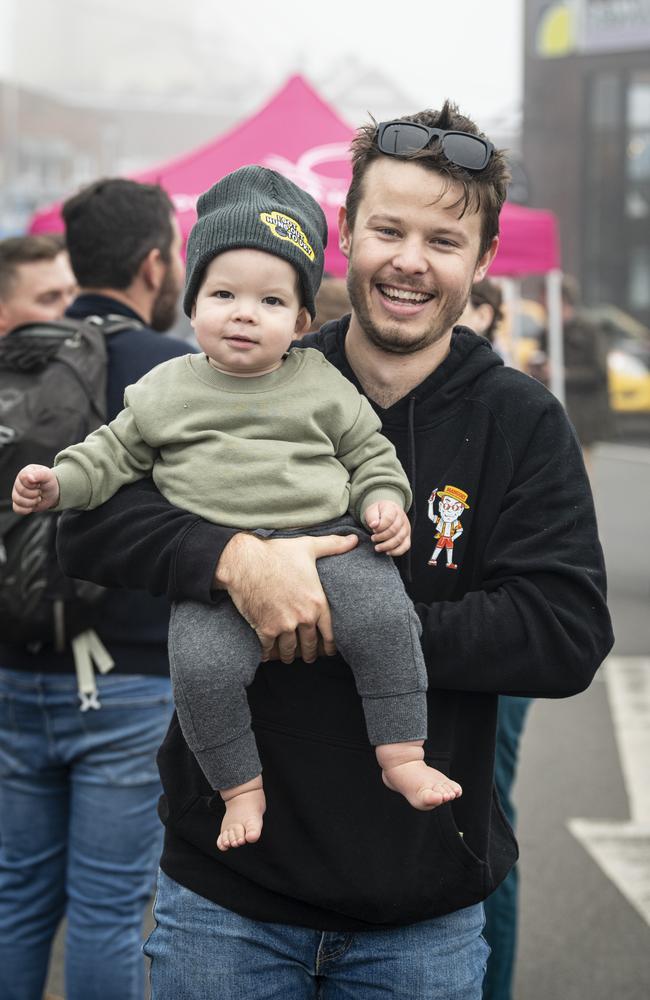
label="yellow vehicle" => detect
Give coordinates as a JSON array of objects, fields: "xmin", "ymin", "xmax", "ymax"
[
  {"xmin": 587, "ymin": 306, "xmax": 650, "ymax": 414},
  {"xmin": 502, "ymin": 300, "xmax": 650, "ymax": 415}
]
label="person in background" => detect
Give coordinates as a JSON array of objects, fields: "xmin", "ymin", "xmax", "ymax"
[
  {"xmin": 481, "ymin": 691, "xmax": 533, "ymax": 1000},
  {"xmin": 0, "ymin": 179, "xmax": 188, "ymax": 1000},
  {"xmin": 461, "ymin": 274, "xmax": 533, "ymax": 1000},
  {"xmin": 57, "ymin": 106, "xmax": 612, "ymax": 1000},
  {"xmin": 0, "ymin": 234, "xmax": 77, "ymax": 336},
  {"xmin": 459, "ymin": 278, "xmax": 504, "ymax": 348},
  {"xmin": 533, "ymin": 274, "xmax": 613, "ymax": 474}
]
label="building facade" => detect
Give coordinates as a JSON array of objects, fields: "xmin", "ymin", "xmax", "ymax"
[{"xmin": 523, "ymin": 0, "xmax": 650, "ymax": 325}]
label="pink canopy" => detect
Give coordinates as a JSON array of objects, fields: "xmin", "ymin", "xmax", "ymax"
[
  {"xmin": 29, "ymin": 74, "xmax": 560, "ymax": 277},
  {"xmin": 491, "ymin": 203, "xmax": 560, "ymax": 277},
  {"xmin": 29, "ymin": 75, "xmax": 353, "ymax": 275}
]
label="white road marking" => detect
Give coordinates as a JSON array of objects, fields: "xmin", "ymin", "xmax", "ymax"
[
  {"xmin": 568, "ymin": 656, "xmax": 650, "ymax": 926},
  {"xmin": 595, "ymin": 443, "xmax": 650, "ymax": 466}
]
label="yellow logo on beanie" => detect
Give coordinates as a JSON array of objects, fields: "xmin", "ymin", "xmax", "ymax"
[{"xmin": 260, "ymin": 211, "xmax": 315, "ymax": 261}]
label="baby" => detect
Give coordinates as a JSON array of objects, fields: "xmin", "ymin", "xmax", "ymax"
[{"xmin": 13, "ymin": 166, "xmax": 461, "ymax": 851}]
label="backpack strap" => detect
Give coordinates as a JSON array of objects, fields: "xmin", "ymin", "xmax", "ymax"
[
  {"xmin": 94, "ymin": 313, "xmax": 146, "ymax": 337},
  {"xmin": 72, "ymin": 629, "xmax": 115, "ymax": 711}
]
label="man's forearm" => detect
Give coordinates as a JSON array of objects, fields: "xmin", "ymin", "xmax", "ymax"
[{"xmin": 57, "ymin": 478, "xmax": 236, "ymax": 603}]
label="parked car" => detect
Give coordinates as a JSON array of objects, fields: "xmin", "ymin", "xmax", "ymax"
[
  {"xmin": 502, "ymin": 300, "xmax": 650, "ymax": 417},
  {"xmin": 583, "ymin": 305, "xmax": 650, "ymax": 414}
]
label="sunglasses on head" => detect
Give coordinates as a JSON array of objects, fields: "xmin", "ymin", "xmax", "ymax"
[{"xmin": 375, "ymin": 120, "xmax": 495, "ymax": 172}]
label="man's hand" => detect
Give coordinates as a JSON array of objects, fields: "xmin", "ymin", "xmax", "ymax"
[
  {"xmin": 364, "ymin": 501, "xmax": 411, "ymax": 556},
  {"xmin": 12, "ymin": 464, "xmax": 60, "ymax": 514},
  {"xmin": 214, "ymin": 532, "xmax": 358, "ymax": 663}
]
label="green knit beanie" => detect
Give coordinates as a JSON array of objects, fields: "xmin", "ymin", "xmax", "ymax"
[{"xmin": 183, "ymin": 165, "xmax": 328, "ymax": 318}]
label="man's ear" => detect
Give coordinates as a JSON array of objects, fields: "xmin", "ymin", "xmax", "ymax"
[
  {"xmin": 295, "ymin": 307, "xmax": 311, "ymax": 336},
  {"xmin": 338, "ymin": 205, "xmax": 351, "ymax": 259},
  {"xmin": 139, "ymin": 247, "xmax": 165, "ymax": 292},
  {"xmin": 474, "ymin": 236, "xmax": 499, "ymax": 282}
]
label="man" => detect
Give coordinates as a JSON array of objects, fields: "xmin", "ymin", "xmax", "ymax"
[
  {"xmin": 0, "ymin": 234, "xmax": 77, "ymax": 335},
  {"xmin": 0, "ymin": 179, "xmax": 189, "ymax": 1000},
  {"xmin": 58, "ymin": 107, "xmax": 613, "ymax": 999}
]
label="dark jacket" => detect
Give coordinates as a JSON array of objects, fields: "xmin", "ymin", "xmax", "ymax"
[
  {"xmin": 541, "ymin": 315, "xmax": 613, "ymax": 445},
  {"xmin": 0, "ymin": 293, "xmax": 190, "ymax": 676},
  {"xmin": 57, "ymin": 319, "xmax": 613, "ymax": 927}
]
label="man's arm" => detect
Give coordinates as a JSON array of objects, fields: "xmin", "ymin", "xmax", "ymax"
[
  {"xmin": 57, "ymin": 479, "xmax": 234, "ymax": 604},
  {"xmin": 57, "ymin": 479, "xmax": 357, "ymax": 662},
  {"xmin": 417, "ymin": 400, "xmax": 613, "ymax": 698}
]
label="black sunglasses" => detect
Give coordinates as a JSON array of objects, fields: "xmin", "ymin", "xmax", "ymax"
[{"xmin": 375, "ymin": 120, "xmax": 495, "ymax": 172}]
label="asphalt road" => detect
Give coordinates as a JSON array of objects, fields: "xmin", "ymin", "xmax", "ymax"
[
  {"xmin": 513, "ymin": 442, "xmax": 650, "ymax": 999},
  {"xmin": 44, "ymin": 442, "xmax": 650, "ymax": 999}
]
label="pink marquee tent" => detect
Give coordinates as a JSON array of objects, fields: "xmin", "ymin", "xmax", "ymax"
[{"xmin": 29, "ymin": 75, "xmax": 560, "ymax": 280}]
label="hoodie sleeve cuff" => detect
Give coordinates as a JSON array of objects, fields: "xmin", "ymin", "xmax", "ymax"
[{"xmin": 172, "ymin": 519, "xmax": 238, "ymax": 604}]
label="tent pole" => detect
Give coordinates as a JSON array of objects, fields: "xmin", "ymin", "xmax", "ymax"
[{"xmin": 546, "ymin": 269, "xmax": 564, "ymax": 405}]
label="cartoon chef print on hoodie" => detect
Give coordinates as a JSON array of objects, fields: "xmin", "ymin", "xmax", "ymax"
[{"xmin": 427, "ymin": 485, "xmax": 470, "ymax": 570}]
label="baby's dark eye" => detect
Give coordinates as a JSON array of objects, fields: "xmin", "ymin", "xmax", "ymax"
[
  {"xmin": 214, "ymin": 290, "xmax": 233, "ymax": 299},
  {"xmin": 264, "ymin": 296, "xmax": 283, "ymax": 306}
]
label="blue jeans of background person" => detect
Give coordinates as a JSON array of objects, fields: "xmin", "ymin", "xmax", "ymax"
[
  {"xmin": 144, "ymin": 869, "xmax": 490, "ymax": 999},
  {"xmin": 0, "ymin": 667, "xmax": 173, "ymax": 1000},
  {"xmin": 482, "ymin": 695, "xmax": 533, "ymax": 1000}
]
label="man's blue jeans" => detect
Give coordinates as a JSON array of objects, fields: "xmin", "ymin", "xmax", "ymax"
[
  {"xmin": 0, "ymin": 667, "xmax": 173, "ymax": 1000},
  {"xmin": 144, "ymin": 869, "xmax": 490, "ymax": 999}
]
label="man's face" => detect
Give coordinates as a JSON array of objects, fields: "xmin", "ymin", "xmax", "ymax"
[
  {"xmin": 339, "ymin": 158, "xmax": 498, "ymax": 355},
  {"xmin": 0, "ymin": 252, "xmax": 77, "ymax": 336},
  {"xmin": 150, "ymin": 215, "xmax": 185, "ymax": 332}
]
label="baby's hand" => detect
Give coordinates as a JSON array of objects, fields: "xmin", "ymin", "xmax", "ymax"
[
  {"xmin": 12, "ymin": 464, "xmax": 60, "ymax": 515},
  {"xmin": 364, "ymin": 500, "xmax": 411, "ymax": 556}
]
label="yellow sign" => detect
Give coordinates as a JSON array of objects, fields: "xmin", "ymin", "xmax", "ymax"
[{"xmin": 260, "ymin": 211, "xmax": 315, "ymax": 261}]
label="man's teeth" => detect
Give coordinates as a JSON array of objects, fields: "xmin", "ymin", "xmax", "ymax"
[{"xmin": 379, "ymin": 285, "xmax": 432, "ymax": 303}]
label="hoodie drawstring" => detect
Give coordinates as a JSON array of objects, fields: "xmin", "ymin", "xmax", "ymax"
[{"xmin": 404, "ymin": 395, "xmax": 417, "ymax": 583}]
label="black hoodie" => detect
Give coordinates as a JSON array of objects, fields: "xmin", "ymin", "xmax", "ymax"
[{"xmin": 58, "ymin": 319, "xmax": 613, "ymax": 930}]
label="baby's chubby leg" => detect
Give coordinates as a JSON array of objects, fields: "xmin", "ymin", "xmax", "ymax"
[
  {"xmin": 217, "ymin": 776, "xmax": 266, "ymax": 852},
  {"xmin": 376, "ymin": 741, "xmax": 462, "ymax": 810}
]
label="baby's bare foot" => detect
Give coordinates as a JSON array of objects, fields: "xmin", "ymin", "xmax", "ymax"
[
  {"xmin": 382, "ymin": 760, "xmax": 462, "ymax": 810},
  {"xmin": 217, "ymin": 777, "xmax": 266, "ymax": 852},
  {"xmin": 376, "ymin": 741, "xmax": 462, "ymax": 811}
]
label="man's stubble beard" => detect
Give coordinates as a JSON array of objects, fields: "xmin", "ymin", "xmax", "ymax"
[
  {"xmin": 150, "ymin": 262, "xmax": 180, "ymax": 333},
  {"xmin": 345, "ymin": 256, "xmax": 473, "ymax": 356}
]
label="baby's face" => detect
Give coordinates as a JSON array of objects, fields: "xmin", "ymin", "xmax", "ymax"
[{"xmin": 191, "ymin": 249, "xmax": 310, "ymax": 377}]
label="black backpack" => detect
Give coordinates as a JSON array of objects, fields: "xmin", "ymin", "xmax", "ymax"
[{"xmin": 0, "ymin": 314, "xmax": 139, "ymax": 649}]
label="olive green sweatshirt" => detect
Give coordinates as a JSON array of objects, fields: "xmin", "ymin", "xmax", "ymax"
[{"xmin": 54, "ymin": 347, "xmax": 411, "ymax": 529}]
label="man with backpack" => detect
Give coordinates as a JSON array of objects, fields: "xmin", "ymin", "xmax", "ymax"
[
  {"xmin": 0, "ymin": 234, "xmax": 77, "ymax": 336},
  {"xmin": 0, "ymin": 179, "xmax": 188, "ymax": 1000}
]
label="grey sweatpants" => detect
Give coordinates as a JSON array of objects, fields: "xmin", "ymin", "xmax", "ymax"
[{"xmin": 168, "ymin": 518, "xmax": 428, "ymax": 791}]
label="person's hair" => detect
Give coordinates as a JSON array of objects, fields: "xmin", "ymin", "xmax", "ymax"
[
  {"xmin": 0, "ymin": 234, "xmax": 66, "ymax": 298},
  {"xmin": 308, "ymin": 276, "xmax": 351, "ymax": 332},
  {"xmin": 62, "ymin": 178, "xmax": 175, "ymax": 289},
  {"xmin": 345, "ymin": 101, "xmax": 510, "ymax": 258},
  {"xmin": 469, "ymin": 278, "xmax": 504, "ymax": 341}
]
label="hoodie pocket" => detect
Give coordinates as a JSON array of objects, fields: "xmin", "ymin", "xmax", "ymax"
[{"xmin": 170, "ymin": 726, "xmax": 490, "ymax": 925}]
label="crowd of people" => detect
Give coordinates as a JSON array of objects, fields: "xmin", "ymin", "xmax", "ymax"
[{"xmin": 0, "ymin": 100, "xmax": 613, "ymax": 1000}]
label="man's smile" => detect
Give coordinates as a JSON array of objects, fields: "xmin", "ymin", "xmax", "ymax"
[{"xmin": 377, "ymin": 284, "xmax": 434, "ymax": 304}]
